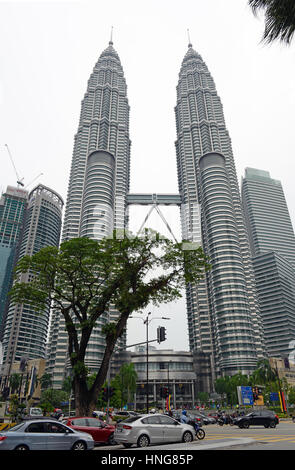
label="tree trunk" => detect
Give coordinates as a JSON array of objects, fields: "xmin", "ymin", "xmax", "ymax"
[{"xmin": 74, "ymin": 376, "xmax": 98, "ymax": 416}]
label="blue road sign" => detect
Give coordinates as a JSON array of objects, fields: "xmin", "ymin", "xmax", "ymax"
[
  {"xmin": 270, "ymin": 392, "xmax": 279, "ymax": 402},
  {"xmin": 240, "ymin": 386, "xmax": 254, "ymax": 405}
]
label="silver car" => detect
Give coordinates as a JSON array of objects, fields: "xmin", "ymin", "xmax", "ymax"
[
  {"xmin": 114, "ymin": 413, "xmax": 195, "ymax": 448},
  {"xmin": 0, "ymin": 419, "xmax": 94, "ymax": 450}
]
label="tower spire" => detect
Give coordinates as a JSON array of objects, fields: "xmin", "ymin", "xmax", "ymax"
[
  {"xmin": 187, "ymin": 28, "xmax": 192, "ymax": 48},
  {"xmin": 109, "ymin": 26, "xmax": 114, "ymax": 45}
]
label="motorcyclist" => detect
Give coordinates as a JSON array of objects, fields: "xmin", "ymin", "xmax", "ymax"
[{"xmin": 180, "ymin": 409, "xmax": 189, "ymax": 424}]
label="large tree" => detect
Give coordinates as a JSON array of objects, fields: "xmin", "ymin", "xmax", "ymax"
[
  {"xmin": 249, "ymin": 0, "xmax": 295, "ymax": 44},
  {"xmin": 10, "ymin": 229, "xmax": 210, "ymax": 416}
]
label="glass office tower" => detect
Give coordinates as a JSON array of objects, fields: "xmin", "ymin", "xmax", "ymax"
[
  {"xmin": 242, "ymin": 168, "xmax": 295, "ymax": 358},
  {"xmin": 175, "ymin": 43, "xmax": 264, "ymax": 379},
  {"xmin": 242, "ymin": 168, "xmax": 295, "ymax": 268},
  {"xmin": 47, "ymin": 40, "xmax": 131, "ymax": 388},
  {"xmin": 0, "ymin": 186, "xmax": 28, "ymax": 339},
  {"xmin": 1, "ymin": 185, "xmax": 63, "ymax": 376}
]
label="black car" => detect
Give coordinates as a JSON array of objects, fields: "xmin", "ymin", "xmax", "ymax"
[
  {"xmin": 234, "ymin": 410, "xmax": 279, "ymax": 429},
  {"xmin": 194, "ymin": 412, "xmax": 217, "ymax": 425}
]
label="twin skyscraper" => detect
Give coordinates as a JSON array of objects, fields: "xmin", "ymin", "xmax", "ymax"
[{"xmin": 46, "ymin": 38, "xmax": 265, "ymax": 390}]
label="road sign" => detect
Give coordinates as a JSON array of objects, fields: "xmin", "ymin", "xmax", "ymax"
[
  {"xmin": 270, "ymin": 392, "xmax": 279, "ymax": 402},
  {"xmin": 237, "ymin": 386, "xmax": 254, "ymax": 405}
]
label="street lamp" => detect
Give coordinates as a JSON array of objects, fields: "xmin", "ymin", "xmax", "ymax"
[{"xmin": 129, "ymin": 313, "xmax": 170, "ymax": 413}]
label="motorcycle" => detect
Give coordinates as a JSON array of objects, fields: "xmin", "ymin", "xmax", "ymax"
[
  {"xmin": 188, "ymin": 419, "xmax": 206, "ymax": 440},
  {"xmin": 218, "ymin": 415, "xmax": 235, "ymax": 426}
]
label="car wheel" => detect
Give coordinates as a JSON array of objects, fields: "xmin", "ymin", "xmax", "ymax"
[
  {"xmin": 264, "ymin": 424, "xmax": 270, "ymax": 428},
  {"xmin": 243, "ymin": 422, "xmax": 250, "ymax": 429},
  {"xmin": 183, "ymin": 431, "xmax": 193, "ymax": 443},
  {"xmin": 137, "ymin": 434, "xmax": 150, "ymax": 448},
  {"xmin": 270, "ymin": 421, "xmax": 276, "ymax": 428},
  {"xmin": 72, "ymin": 440, "xmax": 87, "ymax": 450},
  {"xmin": 123, "ymin": 443, "xmax": 132, "ymax": 448},
  {"xmin": 14, "ymin": 445, "xmax": 29, "ymax": 450},
  {"xmin": 108, "ymin": 433, "xmax": 117, "ymax": 445}
]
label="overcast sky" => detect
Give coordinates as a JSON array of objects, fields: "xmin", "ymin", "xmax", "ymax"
[{"xmin": 1, "ymin": 0, "xmax": 295, "ymax": 353}]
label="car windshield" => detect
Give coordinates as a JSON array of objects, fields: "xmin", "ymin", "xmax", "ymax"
[{"xmin": 7, "ymin": 423, "xmax": 25, "ymax": 432}]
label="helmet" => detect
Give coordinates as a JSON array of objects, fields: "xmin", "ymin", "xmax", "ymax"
[{"xmin": 182, "ymin": 410, "xmax": 187, "ymax": 415}]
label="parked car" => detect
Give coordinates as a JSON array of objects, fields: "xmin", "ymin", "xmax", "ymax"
[
  {"xmin": 0, "ymin": 419, "xmax": 94, "ymax": 450},
  {"xmin": 22, "ymin": 407, "xmax": 45, "ymax": 420},
  {"xmin": 193, "ymin": 412, "xmax": 216, "ymax": 425},
  {"xmin": 114, "ymin": 413, "xmax": 195, "ymax": 448},
  {"xmin": 113, "ymin": 411, "xmax": 139, "ymax": 421},
  {"xmin": 92, "ymin": 411, "xmax": 105, "ymax": 418},
  {"xmin": 234, "ymin": 410, "xmax": 279, "ymax": 429},
  {"xmin": 62, "ymin": 417, "xmax": 116, "ymax": 445}
]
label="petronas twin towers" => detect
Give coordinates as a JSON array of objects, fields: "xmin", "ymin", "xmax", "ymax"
[{"xmin": 48, "ymin": 39, "xmax": 265, "ymax": 388}]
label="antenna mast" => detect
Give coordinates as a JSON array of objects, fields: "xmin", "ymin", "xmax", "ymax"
[{"xmin": 187, "ymin": 28, "xmax": 192, "ymax": 47}]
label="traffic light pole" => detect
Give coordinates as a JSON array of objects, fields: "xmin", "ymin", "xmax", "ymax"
[
  {"xmin": 145, "ymin": 314, "xmax": 149, "ymax": 414},
  {"xmin": 129, "ymin": 314, "xmax": 170, "ymax": 415}
]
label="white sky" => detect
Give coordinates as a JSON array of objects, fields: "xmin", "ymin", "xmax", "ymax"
[{"xmin": 1, "ymin": 0, "xmax": 295, "ymax": 352}]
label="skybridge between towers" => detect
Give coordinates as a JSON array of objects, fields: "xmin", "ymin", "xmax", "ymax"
[
  {"xmin": 127, "ymin": 193, "xmax": 182, "ymax": 206},
  {"xmin": 126, "ymin": 193, "xmax": 182, "ymax": 242}
]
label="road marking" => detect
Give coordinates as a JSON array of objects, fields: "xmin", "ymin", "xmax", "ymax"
[{"xmin": 205, "ymin": 434, "xmax": 295, "ymax": 443}]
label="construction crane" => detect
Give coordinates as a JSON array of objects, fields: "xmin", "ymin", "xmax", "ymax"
[
  {"xmin": 5, "ymin": 144, "xmax": 43, "ymax": 189},
  {"xmin": 5, "ymin": 144, "xmax": 24, "ymax": 187}
]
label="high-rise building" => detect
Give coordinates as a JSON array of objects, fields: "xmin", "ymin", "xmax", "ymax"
[
  {"xmin": 1, "ymin": 185, "xmax": 63, "ymax": 376},
  {"xmin": 47, "ymin": 39, "xmax": 131, "ymax": 388},
  {"xmin": 175, "ymin": 43, "xmax": 264, "ymax": 380},
  {"xmin": 252, "ymin": 252, "xmax": 295, "ymax": 358},
  {"xmin": 0, "ymin": 186, "xmax": 28, "ymax": 339},
  {"xmin": 241, "ymin": 168, "xmax": 295, "ymax": 268},
  {"xmin": 242, "ymin": 168, "xmax": 295, "ymax": 358}
]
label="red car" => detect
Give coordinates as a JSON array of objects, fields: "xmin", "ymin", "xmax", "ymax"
[{"xmin": 62, "ymin": 417, "xmax": 116, "ymax": 445}]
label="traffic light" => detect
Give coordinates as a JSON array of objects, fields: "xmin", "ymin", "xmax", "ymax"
[
  {"xmin": 102, "ymin": 387, "xmax": 108, "ymax": 401},
  {"xmin": 102, "ymin": 386, "xmax": 114, "ymax": 401},
  {"xmin": 157, "ymin": 326, "xmax": 167, "ymax": 343},
  {"xmin": 160, "ymin": 387, "xmax": 168, "ymax": 398},
  {"xmin": 252, "ymin": 387, "xmax": 259, "ymax": 401}
]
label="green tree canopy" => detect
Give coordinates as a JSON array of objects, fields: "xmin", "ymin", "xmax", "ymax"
[{"xmin": 10, "ymin": 229, "xmax": 210, "ymax": 416}]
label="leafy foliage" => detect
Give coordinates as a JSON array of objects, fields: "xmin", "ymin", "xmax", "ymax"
[
  {"xmin": 249, "ymin": 0, "xmax": 295, "ymax": 44},
  {"xmin": 10, "ymin": 230, "xmax": 210, "ymax": 416}
]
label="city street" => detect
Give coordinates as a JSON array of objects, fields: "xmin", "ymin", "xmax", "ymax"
[{"xmin": 96, "ymin": 421, "xmax": 295, "ymax": 451}]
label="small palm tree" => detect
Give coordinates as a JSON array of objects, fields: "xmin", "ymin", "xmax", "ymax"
[
  {"xmin": 10, "ymin": 373, "xmax": 22, "ymax": 394},
  {"xmin": 118, "ymin": 363, "xmax": 137, "ymax": 407},
  {"xmin": 251, "ymin": 359, "xmax": 277, "ymax": 384},
  {"xmin": 249, "ymin": 0, "xmax": 295, "ymax": 44}
]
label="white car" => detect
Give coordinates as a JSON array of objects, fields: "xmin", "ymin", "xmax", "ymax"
[{"xmin": 114, "ymin": 413, "xmax": 195, "ymax": 448}]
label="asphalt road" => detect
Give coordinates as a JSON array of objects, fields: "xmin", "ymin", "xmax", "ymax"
[{"xmin": 96, "ymin": 421, "xmax": 295, "ymax": 451}]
